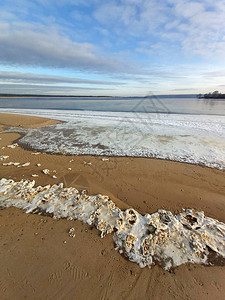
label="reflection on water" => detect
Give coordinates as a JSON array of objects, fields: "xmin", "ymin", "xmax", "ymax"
[{"xmin": 0, "ymin": 95, "xmax": 224, "ymax": 115}]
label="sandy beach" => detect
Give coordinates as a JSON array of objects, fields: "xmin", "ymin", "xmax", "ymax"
[{"xmin": 0, "ymin": 112, "xmax": 225, "ymax": 299}]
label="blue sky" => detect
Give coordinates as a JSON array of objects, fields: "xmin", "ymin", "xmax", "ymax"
[{"xmin": 0, "ymin": 0, "xmax": 225, "ymax": 96}]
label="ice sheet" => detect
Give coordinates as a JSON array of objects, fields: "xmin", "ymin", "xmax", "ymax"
[{"xmin": 1, "ymin": 108, "xmax": 225, "ymax": 169}]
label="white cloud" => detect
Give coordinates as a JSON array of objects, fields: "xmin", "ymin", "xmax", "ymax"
[
  {"xmin": 94, "ymin": 0, "xmax": 225, "ymax": 60},
  {"xmin": 94, "ymin": 0, "xmax": 168, "ymax": 36},
  {"xmin": 0, "ymin": 83, "xmax": 112, "ymax": 95},
  {"xmin": 0, "ymin": 20, "xmax": 145, "ymax": 75},
  {"xmin": 166, "ymin": 1, "xmax": 225, "ymax": 59},
  {"xmin": 0, "ymin": 71, "xmax": 124, "ymax": 85},
  {"xmin": 202, "ymin": 71, "xmax": 225, "ymax": 78},
  {"xmin": 174, "ymin": 1, "xmax": 204, "ymax": 18}
]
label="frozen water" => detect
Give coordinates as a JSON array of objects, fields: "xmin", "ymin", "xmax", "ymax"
[{"xmin": 1, "ymin": 108, "xmax": 225, "ymax": 170}]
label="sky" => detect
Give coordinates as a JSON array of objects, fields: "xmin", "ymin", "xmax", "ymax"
[{"xmin": 0, "ymin": 0, "xmax": 225, "ymax": 96}]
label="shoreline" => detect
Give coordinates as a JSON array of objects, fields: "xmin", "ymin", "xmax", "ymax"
[
  {"xmin": 2, "ymin": 111, "xmax": 225, "ymax": 172},
  {"xmin": 9, "ymin": 137, "xmax": 225, "ymax": 173},
  {"xmin": 0, "ymin": 112, "xmax": 225, "ymax": 299},
  {"xmin": 5, "ymin": 127, "xmax": 224, "ymax": 172}
]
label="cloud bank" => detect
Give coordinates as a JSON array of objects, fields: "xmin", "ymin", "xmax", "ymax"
[
  {"xmin": 0, "ymin": 21, "xmax": 141, "ymax": 75},
  {"xmin": 0, "ymin": 71, "xmax": 124, "ymax": 86}
]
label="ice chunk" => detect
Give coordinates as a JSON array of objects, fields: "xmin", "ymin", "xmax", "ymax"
[{"xmin": 0, "ymin": 178, "xmax": 224, "ymax": 271}]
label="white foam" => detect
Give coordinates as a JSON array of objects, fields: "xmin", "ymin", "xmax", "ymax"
[{"xmin": 0, "ymin": 178, "xmax": 224, "ymax": 270}]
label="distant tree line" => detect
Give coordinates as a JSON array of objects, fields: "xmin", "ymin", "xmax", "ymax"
[
  {"xmin": 197, "ymin": 91, "xmax": 225, "ymax": 99},
  {"xmin": 0, "ymin": 94, "xmax": 112, "ymax": 98}
]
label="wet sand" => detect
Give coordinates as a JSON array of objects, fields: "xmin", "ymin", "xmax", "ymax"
[{"xmin": 0, "ymin": 113, "xmax": 225, "ymax": 299}]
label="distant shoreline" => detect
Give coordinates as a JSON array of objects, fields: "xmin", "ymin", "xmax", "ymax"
[
  {"xmin": 0, "ymin": 94, "xmax": 113, "ymax": 98},
  {"xmin": 0, "ymin": 93, "xmax": 198, "ymax": 99},
  {"xmin": 198, "ymin": 92, "xmax": 225, "ymax": 99}
]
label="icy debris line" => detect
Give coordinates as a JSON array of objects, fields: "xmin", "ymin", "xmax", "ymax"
[
  {"xmin": 83, "ymin": 161, "xmax": 92, "ymax": 165},
  {"xmin": 17, "ymin": 162, "xmax": 30, "ymax": 168},
  {"xmin": 7, "ymin": 143, "xmax": 18, "ymax": 149},
  {"xmin": 0, "ymin": 155, "xmax": 9, "ymax": 161},
  {"xmin": 0, "ymin": 178, "xmax": 224, "ymax": 271},
  {"xmin": 3, "ymin": 161, "xmax": 20, "ymax": 166},
  {"xmin": 42, "ymin": 169, "xmax": 50, "ymax": 175},
  {"xmin": 102, "ymin": 158, "xmax": 109, "ymax": 161},
  {"xmin": 2, "ymin": 161, "xmax": 30, "ymax": 167}
]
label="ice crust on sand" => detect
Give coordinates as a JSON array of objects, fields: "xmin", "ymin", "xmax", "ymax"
[
  {"xmin": 0, "ymin": 178, "xmax": 224, "ymax": 271},
  {"xmin": 3, "ymin": 109, "xmax": 225, "ymax": 170}
]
